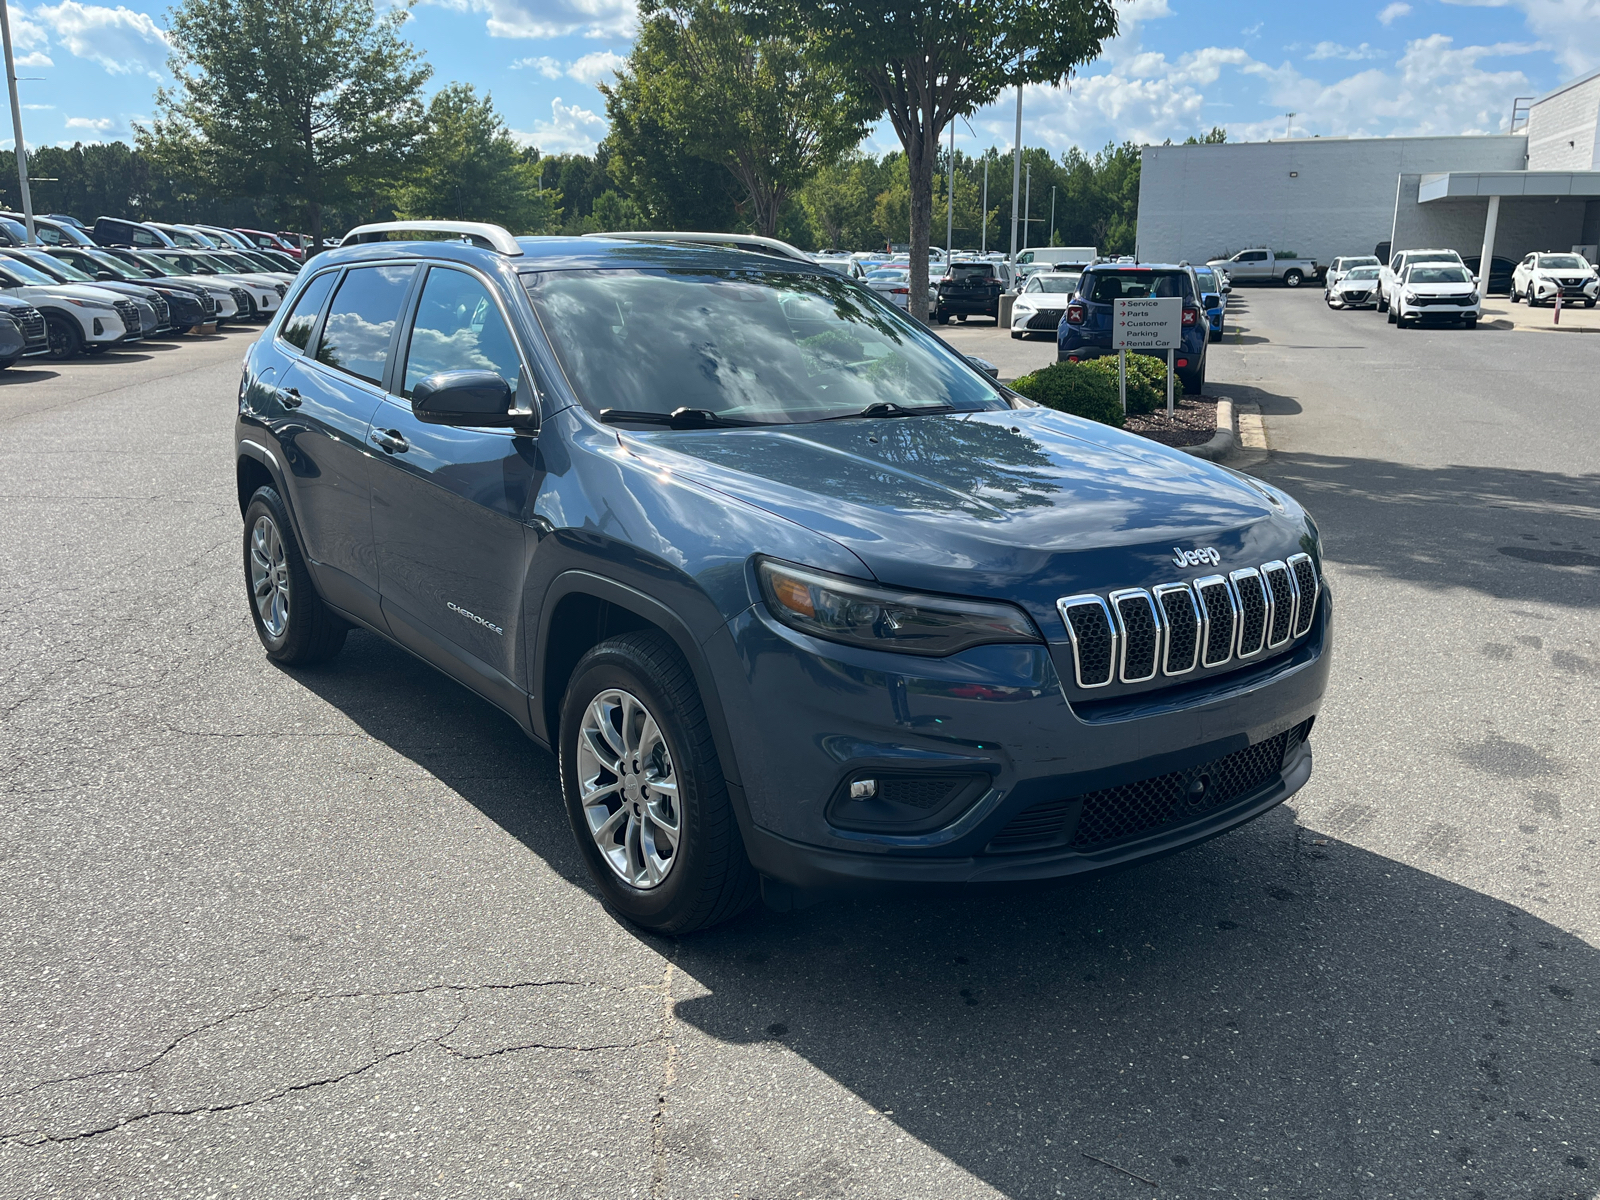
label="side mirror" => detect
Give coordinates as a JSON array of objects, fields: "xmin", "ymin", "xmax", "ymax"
[
  {"xmin": 965, "ymin": 355, "xmax": 999, "ymax": 378},
  {"xmin": 1202, "ymin": 293, "xmax": 1221, "ymax": 308},
  {"xmin": 97, "ymin": 270, "xmax": 116, "ymax": 281},
  {"xmin": 411, "ymin": 370, "xmax": 519, "ymax": 427}
]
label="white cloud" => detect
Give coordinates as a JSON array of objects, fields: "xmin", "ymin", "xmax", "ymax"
[
  {"xmin": 565, "ymin": 49, "xmax": 625, "ymax": 84},
  {"xmin": 420, "ymin": 0, "xmax": 636, "ymax": 39},
  {"xmin": 513, "ymin": 96, "xmax": 608, "ymax": 153},
  {"xmin": 511, "ymin": 55, "xmax": 565, "ymax": 77},
  {"xmin": 64, "ymin": 115, "xmax": 115, "ymax": 131},
  {"xmin": 1378, "ymin": 2, "xmax": 1412, "ymax": 24},
  {"xmin": 22, "ymin": 104, "xmax": 55, "ymax": 110},
  {"xmin": 962, "ymin": 28, "xmax": 1542, "ymax": 155},
  {"xmin": 1308, "ymin": 41, "xmax": 1384, "ymax": 60},
  {"xmin": 1443, "ymin": 0, "xmax": 1600, "ymax": 75},
  {"xmin": 32, "ymin": 3, "xmax": 168, "ymax": 76},
  {"xmin": 14, "ymin": 51, "xmax": 54, "ymax": 68}
]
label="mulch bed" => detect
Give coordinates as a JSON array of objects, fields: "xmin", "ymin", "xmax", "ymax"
[{"xmin": 1124, "ymin": 397, "xmax": 1219, "ymax": 448}]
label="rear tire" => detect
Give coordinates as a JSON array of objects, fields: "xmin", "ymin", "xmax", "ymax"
[
  {"xmin": 1010, "ymin": 329, "xmax": 1022, "ymax": 339},
  {"xmin": 242, "ymin": 486, "xmax": 348, "ymax": 666},
  {"xmin": 559, "ymin": 631, "xmax": 757, "ymax": 935},
  {"xmin": 1463, "ymin": 318, "xmax": 1477, "ymax": 329},
  {"xmin": 1283, "ymin": 270, "xmax": 1303, "ymax": 288}
]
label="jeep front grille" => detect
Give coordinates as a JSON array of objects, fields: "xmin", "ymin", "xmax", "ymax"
[{"xmin": 1056, "ymin": 552, "xmax": 1319, "ymax": 688}]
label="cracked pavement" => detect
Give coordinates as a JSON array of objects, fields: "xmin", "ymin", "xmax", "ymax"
[{"xmin": 1, "ymin": 309, "xmax": 1596, "ymax": 1198}]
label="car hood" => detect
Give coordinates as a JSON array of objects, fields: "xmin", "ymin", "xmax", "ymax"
[
  {"xmin": 1407, "ymin": 281, "xmax": 1475, "ymax": 294},
  {"xmin": 622, "ymin": 407, "xmax": 1311, "ymax": 626},
  {"xmin": 1338, "ymin": 278, "xmax": 1378, "ymax": 289},
  {"xmin": 5, "ymin": 282, "xmax": 124, "ymax": 307}
]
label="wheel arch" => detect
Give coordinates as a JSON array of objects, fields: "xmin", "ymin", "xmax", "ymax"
[{"xmin": 535, "ymin": 570, "xmax": 745, "ymax": 791}]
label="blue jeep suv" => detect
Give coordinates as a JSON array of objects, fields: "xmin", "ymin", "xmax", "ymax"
[
  {"xmin": 235, "ymin": 223, "xmax": 1331, "ymax": 933},
  {"xmin": 1059, "ymin": 263, "xmax": 1211, "ymax": 392}
]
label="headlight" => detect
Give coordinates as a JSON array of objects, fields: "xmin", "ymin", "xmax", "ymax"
[
  {"xmin": 1466, "ymin": 292, "xmax": 1479, "ymax": 304},
  {"xmin": 1403, "ymin": 292, "xmax": 1419, "ymax": 304},
  {"xmin": 757, "ymin": 559, "xmax": 1042, "ymax": 656},
  {"xmin": 62, "ymin": 298, "xmax": 114, "ymax": 311}
]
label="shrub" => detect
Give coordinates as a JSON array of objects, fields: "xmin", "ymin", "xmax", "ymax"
[
  {"xmin": 1078, "ymin": 352, "xmax": 1174, "ymax": 416},
  {"xmin": 1008, "ymin": 362, "xmax": 1125, "ymax": 427}
]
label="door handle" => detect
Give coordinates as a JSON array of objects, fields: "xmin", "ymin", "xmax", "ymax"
[
  {"xmin": 280, "ymin": 387, "xmax": 302, "ymax": 409},
  {"xmin": 370, "ymin": 429, "xmax": 409, "ymax": 454}
]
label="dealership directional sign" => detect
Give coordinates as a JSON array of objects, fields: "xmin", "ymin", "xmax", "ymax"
[{"xmin": 1113, "ymin": 296, "xmax": 1182, "ymax": 350}]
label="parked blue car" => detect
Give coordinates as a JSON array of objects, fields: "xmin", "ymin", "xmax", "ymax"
[
  {"xmin": 1193, "ymin": 264, "xmax": 1228, "ymax": 342},
  {"xmin": 1059, "ymin": 262, "xmax": 1211, "ymax": 392},
  {"xmin": 235, "ymin": 224, "xmax": 1330, "ymax": 933}
]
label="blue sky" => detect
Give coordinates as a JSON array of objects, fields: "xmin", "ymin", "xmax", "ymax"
[{"xmin": 5, "ymin": 0, "xmax": 1599, "ymax": 158}]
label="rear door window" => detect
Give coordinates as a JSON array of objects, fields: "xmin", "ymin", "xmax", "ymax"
[
  {"xmin": 314, "ymin": 265, "xmax": 416, "ymax": 385},
  {"xmin": 279, "ymin": 271, "xmax": 338, "ymax": 352}
]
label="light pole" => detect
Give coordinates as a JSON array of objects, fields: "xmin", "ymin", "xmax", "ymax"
[
  {"xmin": 981, "ymin": 157, "xmax": 988, "ymax": 255},
  {"xmin": 1008, "ymin": 80, "xmax": 1022, "ymax": 263},
  {"xmin": 945, "ymin": 118, "xmax": 954, "ymax": 263},
  {"xmin": 0, "ymin": 0, "xmax": 36, "ymax": 243},
  {"xmin": 1049, "ymin": 185, "xmax": 1056, "ymax": 248},
  {"xmin": 1284, "ymin": 111, "xmax": 1295, "ymax": 139},
  {"xmin": 1022, "ymin": 163, "xmax": 1031, "ymax": 253}
]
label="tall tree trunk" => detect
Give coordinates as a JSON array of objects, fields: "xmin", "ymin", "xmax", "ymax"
[
  {"xmin": 906, "ymin": 133, "xmax": 934, "ymax": 323},
  {"xmin": 308, "ymin": 200, "xmax": 323, "ymax": 260}
]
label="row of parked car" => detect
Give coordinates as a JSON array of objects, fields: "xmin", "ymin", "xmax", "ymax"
[
  {"xmin": 0, "ymin": 214, "xmax": 311, "ymax": 365},
  {"xmin": 1323, "ymin": 245, "xmax": 1599, "ymax": 328}
]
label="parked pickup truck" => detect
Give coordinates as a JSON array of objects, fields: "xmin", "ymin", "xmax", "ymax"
[{"xmin": 1206, "ymin": 248, "xmax": 1321, "ymax": 288}]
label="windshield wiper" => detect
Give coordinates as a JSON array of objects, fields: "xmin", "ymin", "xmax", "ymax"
[
  {"xmin": 599, "ymin": 407, "xmax": 762, "ymax": 430},
  {"xmin": 817, "ymin": 401, "xmax": 957, "ymax": 422}
]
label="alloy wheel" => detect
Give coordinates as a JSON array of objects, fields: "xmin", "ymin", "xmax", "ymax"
[
  {"xmin": 576, "ymin": 688, "xmax": 681, "ymax": 889},
  {"xmin": 248, "ymin": 514, "xmax": 290, "ymax": 638}
]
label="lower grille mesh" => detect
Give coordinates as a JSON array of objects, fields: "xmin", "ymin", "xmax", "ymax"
[{"xmin": 986, "ymin": 719, "xmax": 1313, "ymax": 853}]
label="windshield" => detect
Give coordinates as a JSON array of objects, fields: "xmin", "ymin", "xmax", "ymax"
[
  {"xmin": 16, "ymin": 252, "xmax": 84, "ymax": 281},
  {"xmin": 1344, "ymin": 267, "xmax": 1380, "ymax": 280},
  {"xmin": 866, "ymin": 269, "xmax": 906, "ymax": 281},
  {"xmin": 0, "ymin": 257, "xmax": 65, "ymax": 285},
  {"xmin": 76, "ymin": 250, "xmax": 144, "ymax": 280},
  {"xmin": 124, "ymin": 251, "xmax": 180, "ymax": 277},
  {"xmin": 1342, "ymin": 257, "xmax": 1379, "ymax": 269},
  {"xmin": 945, "ymin": 264, "xmax": 994, "ymax": 282},
  {"xmin": 1026, "ymin": 275, "xmax": 1078, "ymax": 294},
  {"xmin": 1408, "ymin": 266, "xmax": 1471, "ymax": 284},
  {"xmin": 1538, "ymin": 255, "xmax": 1589, "ymax": 270},
  {"xmin": 160, "ymin": 252, "xmax": 216, "ymax": 274},
  {"xmin": 1083, "ymin": 269, "xmax": 1193, "ymax": 302},
  {"xmin": 524, "ymin": 268, "xmax": 1007, "ymax": 426}
]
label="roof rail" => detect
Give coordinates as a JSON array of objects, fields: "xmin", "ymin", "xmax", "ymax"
[
  {"xmin": 342, "ymin": 220, "xmax": 522, "ymax": 256},
  {"xmin": 583, "ymin": 230, "xmax": 812, "ymax": 264}
]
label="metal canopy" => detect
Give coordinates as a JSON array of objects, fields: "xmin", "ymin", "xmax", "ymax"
[{"xmin": 1419, "ymin": 171, "xmax": 1600, "ymax": 202}]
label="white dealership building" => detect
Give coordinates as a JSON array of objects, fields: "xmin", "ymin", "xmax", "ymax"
[{"xmin": 1135, "ymin": 68, "xmax": 1600, "ymax": 270}]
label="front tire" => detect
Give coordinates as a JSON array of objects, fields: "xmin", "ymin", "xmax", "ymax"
[
  {"xmin": 44, "ymin": 314, "xmax": 83, "ymax": 360},
  {"xmin": 1283, "ymin": 269, "xmax": 1303, "ymax": 288},
  {"xmin": 1010, "ymin": 329, "xmax": 1022, "ymax": 339},
  {"xmin": 242, "ymin": 486, "xmax": 347, "ymax": 665},
  {"xmin": 560, "ymin": 632, "xmax": 757, "ymax": 935}
]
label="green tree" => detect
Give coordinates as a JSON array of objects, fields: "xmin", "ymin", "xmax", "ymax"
[
  {"xmin": 748, "ymin": 0, "xmax": 1117, "ymax": 317},
  {"xmin": 142, "ymin": 0, "xmax": 432, "ymax": 251},
  {"xmin": 393, "ymin": 84, "xmax": 559, "ymax": 233},
  {"xmin": 604, "ymin": 0, "xmax": 867, "ymax": 237},
  {"xmin": 799, "ymin": 152, "xmax": 880, "ymax": 249},
  {"xmin": 604, "ymin": 71, "xmax": 742, "ymax": 232},
  {"xmin": 1184, "ymin": 126, "xmax": 1228, "ymax": 145}
]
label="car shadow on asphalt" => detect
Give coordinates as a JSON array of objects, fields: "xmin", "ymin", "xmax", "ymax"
[
  {"xmin": 291, "ymin": 631, "xmax": 1598, "ymax": 1197},
  {"xmin": 0, "ymin": 366, "xmax": 58, "ymax": 385},
  {"xmin": 1253, "ymin": 452, "xmax": 1600, "ymax": 609}
]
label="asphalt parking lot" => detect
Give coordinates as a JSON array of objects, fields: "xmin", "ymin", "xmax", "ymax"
[{"xmin": 1, "ymin": 295, "xmax": 1596, "ymax": 1199}]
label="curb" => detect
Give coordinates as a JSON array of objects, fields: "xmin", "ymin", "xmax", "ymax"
[{"xmin": 1180, "ymin": 398, "xmax": 1234, "ymax": 460}]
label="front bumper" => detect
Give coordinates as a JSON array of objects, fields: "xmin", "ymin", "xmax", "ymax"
[{"xmin": 711, "ymin": 589, "xmax": 1332, "ymax": 890}]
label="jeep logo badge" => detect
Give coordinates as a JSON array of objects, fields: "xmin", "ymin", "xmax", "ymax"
[{"xmin": 1172, "ymin": 546, "xmax": 1221, "ymax": 568}]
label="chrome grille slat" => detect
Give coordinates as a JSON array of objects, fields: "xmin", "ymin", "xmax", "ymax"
[
  {"xmin": 1288, "ymin": 553, "xmax": 1318, "ymax": 637},
  {"xmin": 1230, "ymin": 567, "xmax": 1268, "ymax": 658},
  {"xmin": 1153, "ymin": 583, "xmax": 1200, "ymax": 676},
  {"xmin": 1261, "ymin": 561, "xmax": 1295, "ymax": 647},
  {"xmin": 1109, "ymin": 589, "xmax": 1161, "ymax": 684},
  {"xmin": 1057, "ymin": 595, "xmax": 1117, "ymax": 689},
  {"xmin": 1194, "ymin": 574, "xmax": 1236, "ymax": 667}
]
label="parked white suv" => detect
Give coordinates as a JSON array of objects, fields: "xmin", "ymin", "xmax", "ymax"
[
  {"xmin": 1379, "ymin": 248, "xmax": 1463, "ymax": 319},
  {"xmin": 1392, "ymin": 262, "xmax": 1479, "ymax": 330},
  {"xmin": 1511, "ymin": 252, "xmax": 1599, "ymax": 308},
  {"xmin": 0, "ymin": 257, "xmax": 134, "ymax": 357}
]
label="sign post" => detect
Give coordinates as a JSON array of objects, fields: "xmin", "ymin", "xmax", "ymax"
[{"xmin": 1112, "ymin": 296, "xmax": 1182, "ymax": 415}]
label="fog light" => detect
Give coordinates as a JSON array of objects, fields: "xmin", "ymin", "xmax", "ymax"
[
  {"xmin": 849, "ymin": 779, "xmax": 878, "ymax": 800},
  {"xmin": 93, "ymin": 318, "xmax": 103, "ymax": 336}
]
